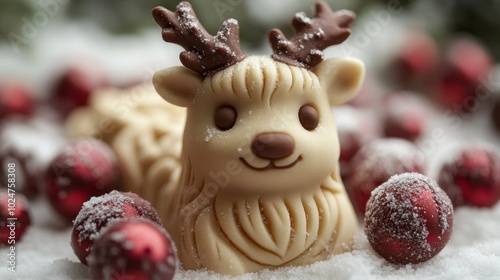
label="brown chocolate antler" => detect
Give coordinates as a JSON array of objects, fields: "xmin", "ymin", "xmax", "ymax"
[
  {"xmin": 152, "ymin": 1, "xmax": 246, "ymax": 76},
  {"xmin": 268, "ymin": 0, "xmax": 355, "ymax": 69}
]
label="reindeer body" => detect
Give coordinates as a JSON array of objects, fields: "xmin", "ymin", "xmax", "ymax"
[{"xmin": 152, "ymin": 2, "xmax": 364, "ymax": 275}]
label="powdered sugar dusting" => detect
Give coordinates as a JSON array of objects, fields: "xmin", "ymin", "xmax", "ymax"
[
  {"xmin": 365, "ymin": 173, "xmax": 454, "ymax": 264},
  {"xmin": 73, "ymin": 190, "xmax": 161, "ymax": 245},
  {"xmin": 74, "ymin": 191, "xmax": 131, "ymax": 244},
  {"xmin": 350, "ymin": 138, "xmax": 425, "ymax": 193},
  {"xmin": 57, "ymin": 139, "xmax": 118, "ymax": 182}
]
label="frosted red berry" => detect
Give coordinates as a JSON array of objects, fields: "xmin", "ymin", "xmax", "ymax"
[
  {"xmin": 0, "ymin": 191, "xmax": 31, "ymax": 245},
  {"xmin": 436, "ymin": 38, "xmax": 492, "ymax": 110},
  {"xmin": 51, "ymin": 64, "xmax": 107, "ymax": 116},
  {"xmin": 365, "ymin": 173, "xmax": 454, "ymax": 264},
  {"xmin": 71, "ymin": 190, "xmax": 162, "ymax": 265},
  {"xmin": 438, "ymin": 146, "xmax": 500, "ymax": 208},
  {"xmin": 348, "ymin": 138, "xmax": 425, "ymax": 214},
  {"xmin": 392, "ymin": 31, "xmax": 439, "ymax": 86},
  {"xmin": 0, "ymin": 81, "xmax": 35, "ymax": 118},
  {"xmin": 44, "ymin": 139, "xmax": 121, "ymax": 220},
  {"xmin": 382, "ymin": 92, "xmax": 427, "ymax": 142},
  {"xmin": 89, "ymin": 219, "xmax": 177, "ymax": 280},
  {"xmin": 447, "ymin": 38, "xmax": 492, "ymax": 85}
]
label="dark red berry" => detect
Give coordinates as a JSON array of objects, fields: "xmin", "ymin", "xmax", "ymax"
[
  {"xmin": 348, "ymin": 138, "xmax": 425, "ymax": 214},
  {"xmin": 365, "ymin": 173, "xmax": 454, "ymax": 264},
  {"xmin": 438, "ymin": 145, "xmax": 500, "ymax": 208},
  {"xmin": 71, "ymin": 190, "xmax": 162, "ymax": 265},
  {"xmin": 89, "ymin": 219, "xmax": 176, "ymax": 280},
  {"xmin": 0, "ymin": 81, "xmax": 35, "ymax": 118},
  {"xmin": 45, "ymin": 139, "xmax": 121, "ymax": 220}
]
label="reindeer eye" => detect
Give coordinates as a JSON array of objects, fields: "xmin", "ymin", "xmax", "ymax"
[
  {"xmin": 298, "ymin": 105, "xmax": 319, "ymax": 131},
  {"xmin": 214, "ymin": 105, "xmax": 237, "ymax": 131}
]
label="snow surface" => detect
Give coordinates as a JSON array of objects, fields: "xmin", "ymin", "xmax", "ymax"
[
  {"xmin": 1, "ymin": 7, "xmax": 500, "ymax": 280},
  {"xmin": 2, "ymin": 197, "xmax": 500, "ymax": 280}
]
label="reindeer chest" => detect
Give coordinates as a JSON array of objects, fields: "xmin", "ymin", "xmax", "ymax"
[{"xmin": 204, "ymin": 187, "xmax": 340, "ymax": 266}]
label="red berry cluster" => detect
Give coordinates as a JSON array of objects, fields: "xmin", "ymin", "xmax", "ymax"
[
  {"xmin": 347, "ymin": 138, "xmax": 425, "ymax": 214},
  {"xmin": 72, "ymin": 190, "xmax": 177, "ymax": 280},
  {"xmin": 71, "ymin": 190, "xmax": 162, "ymax": 265},
  {"xmin": 357, "ymin": 143, "xmax": 500, "ymax": 265}
]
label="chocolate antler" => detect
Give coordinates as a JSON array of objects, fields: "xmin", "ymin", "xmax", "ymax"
[
  {"xmin": 152, "ymin": 2, "xmax": 246, "ymax": 76},
  {"xmin": 268, "ymin": 0, "xmax": 355, "ymax": 69}
]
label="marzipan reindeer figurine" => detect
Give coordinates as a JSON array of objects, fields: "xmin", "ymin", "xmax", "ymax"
[{"xmin": 152, "ymin": 1, "xmax": 364, "ymax": 275}]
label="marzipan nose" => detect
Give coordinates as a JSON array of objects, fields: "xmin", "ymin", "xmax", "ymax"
[{"xmin": 251, "ymin": 133, "xmax": 295, "ymax": 160}]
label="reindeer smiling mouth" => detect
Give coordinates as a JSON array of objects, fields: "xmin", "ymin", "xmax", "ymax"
[
  {"xmin": 239, "ymin": 132, "xmax": 302, "ymax": 170},
  {"xmin": 239, "ymin": 156, "xmax": 303, "ymax": 171}
]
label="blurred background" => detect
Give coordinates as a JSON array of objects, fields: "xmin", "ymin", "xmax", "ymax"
[
  {"xmin": 2, "ymin": 0, "xmax": 500, "ymax": 56},
  {"xmin": 0, "ymin": 2, "xmax": 500, "ymax": 278}
]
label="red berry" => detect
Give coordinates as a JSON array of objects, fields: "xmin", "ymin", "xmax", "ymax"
[
  {"xmin": 51, "ymin": 64, "xmax": 107, "ymax": 117},
  {"xmin": 382, "ymin": 92, "xmax": 427, "ymax": 142},
  {"xmin": 365, "ymin": 173, "xmax": 454, "ymax": 264},
  {"xmin": 347, "ymin": 138, "xmax": 425, "ymax": 214},
  {"xmin": 0, "ymin": 191, "xmax": 31, "ymax": 245},
  {"xmin": 71, "ymin": 190, "xmax": 162, "ymax": 265},
  {"xmin": 438, "ymin": 146, "xmax": 500, "ymax": 208},
  {"xmin": 392, "ymin": 30, "xmax": 439, "ymax": 85},
  {"xmin": 436, "ymin": 71, "xmax": 476, "ymax": 109},
  {"xmin": 447, "ymin": 37, "xmax": 492, "ymax": 84},
  {"xmin": 436, "ymin": 37, "xmax": 492, "ymax": 110},
  {"xmin": 44, "ymin": 139, "xmax": 121, "ymax": 220},
  {"xmin": 89, "ymin": 219, "xmax": 177, "ymax": 280},
  {"xmin": 0, "ymin": 81, "xmax": 35, "ymax": 118}
]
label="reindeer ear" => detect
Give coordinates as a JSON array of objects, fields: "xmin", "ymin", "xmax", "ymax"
[
  {"xmin": 153, "ymin": 66, "xmax": 203, "ymax": 107},
  {"xmin": 313, "ymin": 57, "xmax": 365, "ymax": 106}
]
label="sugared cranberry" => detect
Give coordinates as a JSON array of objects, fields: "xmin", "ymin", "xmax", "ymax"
[
  {"xmin": 0, "ymin": 191, "xmax": 31, "ymax": 245},
  {"xmin": 51, "ymin": 64, "xmax": 107, "ymax": 117},
  {"xmin": 71, "ymin": 190, "xmax": 162, "ymax": 265},
  {"xmin": 438, "ymin": 145, "xmax": 500, "ymax": 208},
  {"xmin": 347, "ymin": 138, "xmax": 425, "ymax": 214},
  {"xmin": 382, "ymin": 92, "xmax": 427, "ymax": 142},
  {"xmin": 89, "ymin": 219, "xmax": 177, "ymax": 280},
  {"xmin": 436, "ymin": 71, "xmax": 476, "ymax": 110},
  {"xmin": 44, "ymin": 139, "xmax": 121, "ymax": 220},
  {"xmin": 447, "ymin": 37, "xmax": 492, "ymax": 84},
  {"xmin": 436, "ymin": 37, "xmax": 492, "ymax": 110},
  {"xmin": 365, "ymin": 173, "xmax": 453, "ymax": 264},
  {"xmin": 392, "ymin": 30, "xmax": 439, "ymax": 86},
  {"xmin": 0, "ymin": 81, "xmax": 35, "ymax": 118}
]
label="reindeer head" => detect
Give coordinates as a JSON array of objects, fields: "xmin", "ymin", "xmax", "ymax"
[{"xmin": 152, "ymin": 1, "xmax": 364, "ymax": 194}]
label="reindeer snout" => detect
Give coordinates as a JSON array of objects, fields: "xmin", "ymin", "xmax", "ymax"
[{"xmin": 251, "ymin": 133, "xmax": 295, "ymax": 160}]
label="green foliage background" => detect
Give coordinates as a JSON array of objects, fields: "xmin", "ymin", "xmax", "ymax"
[{"xmin": 1, "ymin": 0, "xmax": 499, "ymax": 59}]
